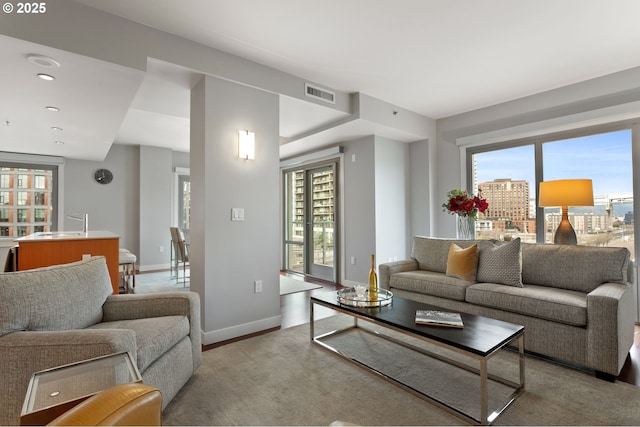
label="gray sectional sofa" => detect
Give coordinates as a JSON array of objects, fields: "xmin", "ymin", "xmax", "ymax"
[
  {"xmin": 379, "ymin": 236, "xmax": 635, "ymax": 380},
  {"xmin": 0, "ymin": 256, "xmax": 201, "ymax": 425}
]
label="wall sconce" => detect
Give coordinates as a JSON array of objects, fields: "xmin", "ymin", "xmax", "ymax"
[
  {"xmin": 539, "ymin": 179, "xmax": 594, "ymax": 245},
  {"xmin": 238, "ymin": 130, "xmax": 255, "ymax": 160}
]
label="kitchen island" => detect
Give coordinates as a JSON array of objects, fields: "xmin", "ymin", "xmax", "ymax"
[{"xmin": 15, "ymin": 231, "xmax": 120, "ymax": 294}]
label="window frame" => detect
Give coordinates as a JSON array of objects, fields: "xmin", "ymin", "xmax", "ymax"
[
  {"xmin": 0, "ymin": 160, "xmax": 59, "ymax": 238},
  {"xmin": 466, "ymin": 119, "xmax": 638, "ymax": 248}
]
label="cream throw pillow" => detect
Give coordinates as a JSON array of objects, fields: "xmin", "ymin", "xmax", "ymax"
[{"xmin": 445, "ymin": 243, "xmax": 479, "ymax": 282}]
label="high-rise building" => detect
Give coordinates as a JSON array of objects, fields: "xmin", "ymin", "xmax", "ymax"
[
  {"xmin": 478, "ymin": 178, "xmax": 531, "ymax": 232},
  {"xmin": 285, "ymin": 168, "xmax": 335, "ymax": 270},
  {"xmin": 0, "ymin": 167, "xmax": 54, "ymax": 237}
]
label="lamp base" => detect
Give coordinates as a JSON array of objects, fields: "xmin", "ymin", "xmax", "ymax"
[{"xmin": 554, "ymin": 207, "xmax": 577, "ymax": 245}]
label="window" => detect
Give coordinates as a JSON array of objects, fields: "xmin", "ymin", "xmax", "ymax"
[
  {"xmin": 34, "ymin": 192, "xmax": 45, "ymax": 205},
  {"xmin": 473, "ymin": 145, "xmax": 535, "ymax": 241},
  {"xmin": 17, "ymin": 209, "xmax": 28, "ymax": 222},
  {"xmin": 468, "ymin": 123, "xmax": 635, "ymax": 260},
  {"xmin": 542, "ymin": 130, "xmax": 632, "ymax": 249},
  {"xmin": 17, "ymin": 192, "xmax": 28, "ymax": 206},
  {"xmin": 34, "ymin": 175, "xmax": 46, "ymax": 189},
  {"xmin": 0, "ymin": 161, "xmax": 58, "ymax": 237},
  {"xmin": 17, "ymin": 174, "xmax": 28, "ymax": 188},
  {"xmin": 34, "ymin": 208, "xmax": 46, "ymax": 222}
]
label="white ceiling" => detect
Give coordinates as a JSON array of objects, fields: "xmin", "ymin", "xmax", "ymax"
[{"xmin": 3, "ymin": 0, "xmax": 640, "ymax": 160}]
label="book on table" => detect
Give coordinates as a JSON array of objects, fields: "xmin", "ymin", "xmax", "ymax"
[{"xmin": 415, "ymin": 310, "xmax": 464, "ymax": 328}]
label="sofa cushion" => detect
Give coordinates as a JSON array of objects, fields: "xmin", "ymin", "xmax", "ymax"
[
  {"xmin": 412, "ymin": 237, "xmax": 479, "ymax": 273},
  {"xmin": 521, "ymin": 243, "xmax": 630, "ymax": 292},
  {"xmin": 466, "ymin": 283, "xmax": 587, "ymax": 326},
  {"xmin": 88, "ymin": 315, "xmax": 190, "ymax": 373},
  {"xmin": 476, "ymin": 238, "xmax": 523, "ymax": 287},
  {"xmin": 0, "ymin": 257, "xmax": 112, "ymax": 337},
  {"xmin": 390, "ymin": 270, "xmax": 472, "ymax": 301},
  {"xmin": 445, "ymin": 243, "xmax": 478, "ymax": 282}
]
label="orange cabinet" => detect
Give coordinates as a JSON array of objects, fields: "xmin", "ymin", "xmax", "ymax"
[{"xmin": 16, "ymin": 232, "xmax": 120, "ymax": 294}]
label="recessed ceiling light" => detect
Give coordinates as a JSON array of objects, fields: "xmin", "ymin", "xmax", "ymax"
[
  {"xmin": 37, "ymin": 73, "xmax": 55, "ymax": 81},
  {"xmin": 54, "ymin": 141, "xmax": 65, "ymax": 145},
  {"xmin": 45, "ymin": 106, "xmax": 59, "ymax": 112},
  {"xmin": 51, "ymin": 126, "xmax": 63, "ymax": 131},
  {"xmin": 27, "ymin": 54, "xmax": 60, "ymax": 68}
]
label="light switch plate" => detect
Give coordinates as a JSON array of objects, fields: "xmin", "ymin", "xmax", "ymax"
[{"xmin": 231, "ymin": 208, "xmax": 245, "ymax": 221}]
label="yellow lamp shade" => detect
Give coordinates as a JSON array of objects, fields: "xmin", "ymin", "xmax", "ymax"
[{"xmin": 538, "ymin": 179, "xmax": 594, "ymax": 207}]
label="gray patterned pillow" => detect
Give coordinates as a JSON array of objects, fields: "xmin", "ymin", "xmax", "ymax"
[{"xmin": 476, "ymin": 238, "xmax": 523, "ymax": 287}]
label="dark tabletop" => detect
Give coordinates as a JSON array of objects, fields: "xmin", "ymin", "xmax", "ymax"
[{"xmin": 311, "ymin": 291, "xmax": 524, "ymax": 357}]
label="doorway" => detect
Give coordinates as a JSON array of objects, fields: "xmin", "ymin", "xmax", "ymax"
[
  {"xmin": 178, "ymin": 174, "xmax": 191, "ymax": 242},
  {"xmin": 283, "ymin": 162, "xmax": 338, "ymax": 282}
]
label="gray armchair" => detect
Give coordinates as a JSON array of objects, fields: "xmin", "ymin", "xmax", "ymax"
[{"xmin": 0, "ymin": 257, "xmax": 201, "ymax": 426}]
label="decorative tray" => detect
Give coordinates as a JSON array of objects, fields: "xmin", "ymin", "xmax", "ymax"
[{"xmin": 337, "ymin": 288, "xmax": 393, "ymax": 307}]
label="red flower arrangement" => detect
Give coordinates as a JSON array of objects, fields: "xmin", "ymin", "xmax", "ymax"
[{"xmin": 442, "ymin": 189, "xmax": 488, "ymax": 220}]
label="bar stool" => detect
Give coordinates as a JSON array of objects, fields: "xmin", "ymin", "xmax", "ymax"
[{"xmin": 119, "ymin": 248, "xmax": 137, "ymax": 294}]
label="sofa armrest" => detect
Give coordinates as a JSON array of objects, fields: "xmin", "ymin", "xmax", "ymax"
[
  {"xmin": 379, "ymin": 259, "xmax": 419, "ymax": 290},
  {"xmin": 587, "ymin": 282, "xmax": 635, "ymax": 376},
  {"xmin": 102, "ymin": 292, "xmax": 201, "ymax": 370},
  {"xmin": 0, "ymin": 329, "xmax": 136, "ymax": 426}
]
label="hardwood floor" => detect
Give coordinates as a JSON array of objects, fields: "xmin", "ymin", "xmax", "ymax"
[
  {"xmin": 617, "ymin": 324, "xmax": 640, "ymax": 386},
  {"xmin": 280, "ymin": 273, "xmax": 344, "ymax": 329}
]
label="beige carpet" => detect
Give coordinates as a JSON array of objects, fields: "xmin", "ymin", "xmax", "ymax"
[
  {"xmin": 163, "ymin": 314, "xmax": 640, "ymax": 425},
  {"xmin": 280, "ymin": 275, "xmax": 322, "ymax": 295}
]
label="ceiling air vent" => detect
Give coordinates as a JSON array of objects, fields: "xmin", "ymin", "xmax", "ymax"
[{"xmin": 305, "ymin": 83, "xmax": 335, "ymax": 104}]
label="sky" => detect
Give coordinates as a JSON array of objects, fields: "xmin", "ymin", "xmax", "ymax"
[{"xmin": 475, "ymin": 129, "xmax": 633, "ymax": 197}]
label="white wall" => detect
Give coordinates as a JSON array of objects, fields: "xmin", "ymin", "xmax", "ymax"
[
  {"xmin": 374, "ymin": 137, "xmax": 410, "ymax": 265},
  {"xmin": 65, "ymin": 144, "xmax": 139, "ymax": 251},
  {"xmin": 191, "ymin": 75, "xmax": 281, "ymax": 344},
  {"xmin": 339, "ymin": 136, "xmax": 412, "ymax": 282},
  {"xmin": 62, "ymin": 144, "xmax": 189, "ymax": 270},
  {"xmin": 139, "ymin": 146, "xmax": 173, "ymax": 269},
  {"xmin": 409, "ymin": 139, "xmax": 431, "ymax": 239},
  {"xmin": 342, "ymin": 137, "xmax": 376, "ymax": 283}
]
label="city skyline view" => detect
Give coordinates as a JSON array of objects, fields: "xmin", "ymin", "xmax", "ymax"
[
  {"xmin": 475, "ymin": 129, "xmax": 633, "ymax": 198},
  {"xmin": 472, "ymin": 128, "xmax": 634, "ymax": 257}
]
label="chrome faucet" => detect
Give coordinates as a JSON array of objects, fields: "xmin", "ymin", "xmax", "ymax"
[{"xmin": 66, "ymin": 213, "xmax": 89, "ymax": 232}]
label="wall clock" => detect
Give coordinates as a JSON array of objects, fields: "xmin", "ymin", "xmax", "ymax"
[{"xmin": 94, "ymin": 168, "xmax": 113, "ymax": 185}]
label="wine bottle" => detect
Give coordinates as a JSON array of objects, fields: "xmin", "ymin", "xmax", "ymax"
[{"xmin": 368, "ymin": 254, "xmax": 378, "ymax": 300}]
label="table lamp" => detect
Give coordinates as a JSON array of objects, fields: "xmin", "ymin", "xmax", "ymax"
[{"xmin": 538, "ymin": 179, "xmax": 594, "ymax": 245}]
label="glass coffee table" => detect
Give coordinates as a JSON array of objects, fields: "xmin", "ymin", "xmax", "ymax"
[
  {"xmin": 20, "ymin": 352, "xmax": 141, "ymax": 425},
  {"xmin": 310, "ymin": 290, "xmax": 525, "ymax": 425}
]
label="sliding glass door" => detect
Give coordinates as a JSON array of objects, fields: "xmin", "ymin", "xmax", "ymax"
[
  {"xmin": 284, "ymin": 170, "xmax": 305, "ymax": 274},
  {"xmin": 283, "ymin": 162, "xmax": 338, "ymax": 281}
]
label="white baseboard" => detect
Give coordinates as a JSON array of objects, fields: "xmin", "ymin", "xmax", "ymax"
[
  {"xmin": 139, "ymin": 263, "xmax": 171, "ymax": 272},
  {"xmin": 201, "ymin": 315, "xmax": 282, "ymax": 345}
]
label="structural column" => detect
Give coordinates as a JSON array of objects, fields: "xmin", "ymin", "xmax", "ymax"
[{"xmin": 190, "ymin": 76, "xmax": 281, "ymax": 344}]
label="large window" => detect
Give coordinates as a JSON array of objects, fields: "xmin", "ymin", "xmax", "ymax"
[
  {"xmin": 473, "ymin": 145, "xmax": 535, "ymax": 242},
  {"xmin": 468, "ymin": 124, "xmax": 635, "ymax": 260},
  {"xmin": 0, "ymin": 163, "xmax": 58, "ymax": 237}
]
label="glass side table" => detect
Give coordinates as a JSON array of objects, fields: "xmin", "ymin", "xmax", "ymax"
[{"xmin": 20, "ymin": 352, "xmax": 142, "ymax": 426}]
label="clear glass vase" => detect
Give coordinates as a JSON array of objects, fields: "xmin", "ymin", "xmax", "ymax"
[{"xmin": 456, "ymin": 215, "xmax": 475, "ymax": 240}]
